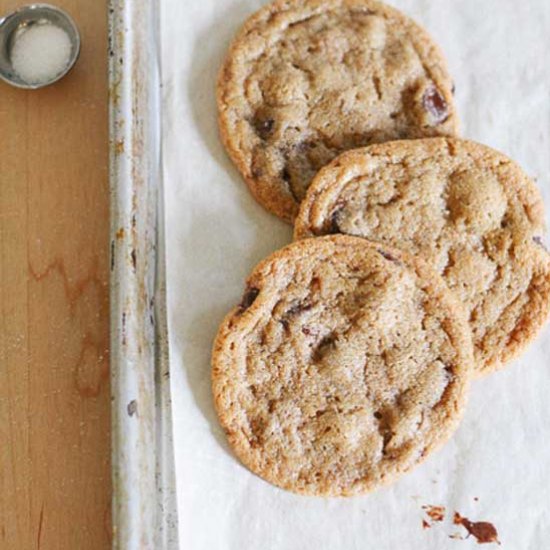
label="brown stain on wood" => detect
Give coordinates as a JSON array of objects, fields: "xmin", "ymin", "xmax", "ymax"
[
  {"xmin": 37, "ymin": 504, "xmax": 44, "ymax": 549},
  {"xmin": 73, "ymin": 333, "xmax": 109, "ymax": 398},
  {"xmin": 103, "ymin": 501, "xmax": 113, "ymax": 542},
  {"xmin": 0, "ymin": 0, "xmax": 111, "ymax": 547},
  {"xmin": 28, "ymin": 256, "xmax": 105, "ymax": 313}
]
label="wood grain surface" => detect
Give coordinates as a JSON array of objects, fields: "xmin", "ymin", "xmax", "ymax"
[{"xmin": 0, "ymin": 1, "xmax": 111, "ymax": 548}]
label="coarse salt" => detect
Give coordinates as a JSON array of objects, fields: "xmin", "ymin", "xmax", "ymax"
[{"xmin": 11, "ymin": 22, "xmax": 72, "ymax": 85}]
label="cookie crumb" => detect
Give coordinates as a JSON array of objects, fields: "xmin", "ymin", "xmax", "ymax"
[{"xmin": 422, "ymin": 504, "xmax": 445, "ymax": 524}]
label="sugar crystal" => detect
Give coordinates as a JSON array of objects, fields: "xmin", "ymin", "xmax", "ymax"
[{"xmin": 11, "ymin": 22, "xmax": 72, "ymax": 85}]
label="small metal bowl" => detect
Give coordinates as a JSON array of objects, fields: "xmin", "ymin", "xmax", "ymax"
[{"xmin": 0, "ymin": 3, "xmax": 80, "ymax": 89}]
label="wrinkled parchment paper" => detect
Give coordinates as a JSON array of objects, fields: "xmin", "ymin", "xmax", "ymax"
[{"xmin": 161, "ymin": 1, "xmax": 550, "ymax": 547}]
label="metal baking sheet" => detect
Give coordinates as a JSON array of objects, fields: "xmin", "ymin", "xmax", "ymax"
[{"xmin": 109, "ymin": 0, "xmax": 178, "ymax": 548}]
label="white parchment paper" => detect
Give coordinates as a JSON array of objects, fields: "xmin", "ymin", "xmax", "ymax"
[{"xmin": 161, "ymin": 1, "xmax": 550, "ymax": 548}]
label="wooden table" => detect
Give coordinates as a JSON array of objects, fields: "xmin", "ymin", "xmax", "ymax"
[{"xmin": 0, "ymin": 1, "xmax": 111, "ymax": 548}]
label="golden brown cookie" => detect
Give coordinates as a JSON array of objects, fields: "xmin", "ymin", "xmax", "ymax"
[
  {"xmin": 217, "ymin": 0, "xmax": 459, "ymax": 223},
  {"xmin": 212, "ymin": 236, "xmax": 473, "ymax": 496},
  {"xmin": 294, "ymin": 138, "xmax": 550, "ymax": 375}
]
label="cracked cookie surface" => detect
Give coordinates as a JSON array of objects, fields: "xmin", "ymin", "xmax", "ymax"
[
  {"xmin": 217, "ymin": 0, "xmax": 459, "ymax": 223},
  {"xmin": 294, "ymin": 138, "xmax": 550, "ymax": 375},
  {"xmin": 211, "ymin": 236, "xmax": 472, "ymax": 496}
]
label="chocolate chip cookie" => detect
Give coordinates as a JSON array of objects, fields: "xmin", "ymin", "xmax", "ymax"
[
  {"xmin": 211, "ymin": 236, "xmax": 473, "ymax": 496},
  {"xmin": 294, "ymin": 138, "xmax": 550, "ymax": 375},
  {"xmin": 217, "ymin": 0, "xmax": 459, "ymax": 223}
]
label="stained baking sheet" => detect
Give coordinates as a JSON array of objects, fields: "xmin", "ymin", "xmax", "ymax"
[
  {"xmin": 109, "ymin": 0, "xmax": 177, "ymax": 548},
  {"xmin": 161, "ymin": 1, "xmax": 550, "ymax": 548}
]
